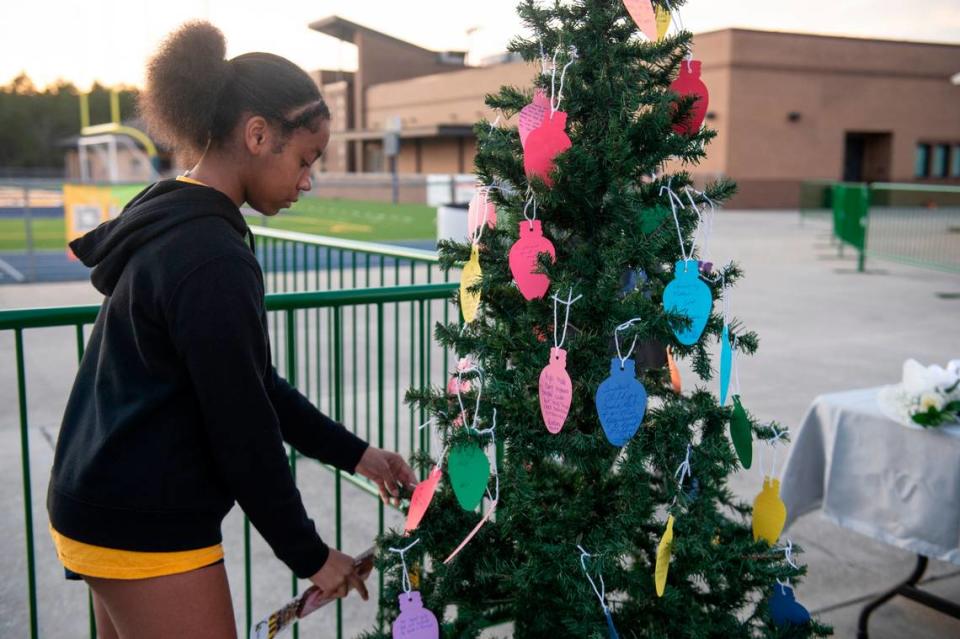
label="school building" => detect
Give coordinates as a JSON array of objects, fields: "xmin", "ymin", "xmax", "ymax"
[{"xmin": 308, "ymin": 16, "xmax": 960, "ymax": 208}]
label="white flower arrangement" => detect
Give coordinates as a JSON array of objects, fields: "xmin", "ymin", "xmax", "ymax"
[{"xmin": 878, "ymin": 359, "xmax": 960, "ymax": 429}]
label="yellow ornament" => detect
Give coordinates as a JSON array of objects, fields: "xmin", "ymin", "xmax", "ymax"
[
  {"xmin": 655, "ymin": 5, "xmax": 671, "ymax": 40},
  {"xmin": 654, "ymin": 514, "xmax": 675, "ymax": 597},
  {"xmin": 409, "ymin": 562, "xmax": 421, "ymax": 590},
  {"xmin": 752, "ymin": 476, "xmax": 787, "ymax": 545},
  {"xmin": 459, "ymin": 245, "xmax": 482, "ymax": 322}
]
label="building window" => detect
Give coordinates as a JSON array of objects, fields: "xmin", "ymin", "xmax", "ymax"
[
  {"xmin": 914, "ymin": 144, "xmax": 930, "ymax": 177},
  {"xmin": 932, "ymin": 144, "xmax": 949, "ymax": 178},
  {"xmin": 952, "ymin": 145, "xmax": 960, "ymax": 178}
]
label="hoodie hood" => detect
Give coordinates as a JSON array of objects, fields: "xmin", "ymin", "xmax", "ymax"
[{"xmin": 70, "ymin": 180, "xmax": 250, "ymax": 296}]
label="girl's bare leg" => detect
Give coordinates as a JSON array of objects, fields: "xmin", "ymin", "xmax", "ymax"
[{"xmin": 85, "ymin": 562, "xmax": 236, "ymax": 639}]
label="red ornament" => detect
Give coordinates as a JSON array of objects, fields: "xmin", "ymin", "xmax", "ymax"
[
  {"xmin": 670, "ymin": 59, "xmax": 709, "ymax": 136},
  {"xmin": 509, "ymin": 220, "xmax": 556, "ymax": 300},
  {"xmin": 404, "ymin": 467, "xmax": 441, "ymax": 533},
  {"xmin": 524, "ymin": 110, "xmax": 572, "ymax": 187}
]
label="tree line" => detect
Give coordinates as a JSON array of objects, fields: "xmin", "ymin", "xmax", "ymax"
[{"xmin": 0, "ymin": 73, "xmax": 138, "ymax": 173}]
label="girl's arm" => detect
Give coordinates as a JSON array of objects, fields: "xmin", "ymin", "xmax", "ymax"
[
  {"xmin": 267, "ymin": 368, "xmax": 369, "ymax": 472},
  {"xmin": 167, "ymin": 254, "xmax": 330, "ymax": 579}
]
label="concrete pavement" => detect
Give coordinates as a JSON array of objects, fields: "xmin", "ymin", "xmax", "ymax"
[{"xmin": 1, "ymin": 211, "xmax": 958, "ymax": 637}]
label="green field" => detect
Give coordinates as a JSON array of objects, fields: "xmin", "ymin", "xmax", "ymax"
[
  {"xmin": 0, "ymin": 218, "xmax": 66, "ymax": 251},
  {"xmin": 249, "ymin": 197, "xmax": 437, "ymax": 242},
  {"xmin": 0, "ymin": 198, "xmax": 437, "ymax": 252}
]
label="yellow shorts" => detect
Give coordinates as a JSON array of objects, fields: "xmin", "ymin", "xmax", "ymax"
[{"xmin": 49, "ymin": 525, "xmax": 224, "ymax": 580}]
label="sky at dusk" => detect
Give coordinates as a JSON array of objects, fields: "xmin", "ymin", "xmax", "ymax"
[{"xmin": 5, "ymin": 0, "xmax": 960, "ymax": 89}]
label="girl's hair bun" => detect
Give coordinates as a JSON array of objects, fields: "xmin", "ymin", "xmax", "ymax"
[{"xmin": 139, "ymin": 21, "xmax": 232, "ymax": 158}]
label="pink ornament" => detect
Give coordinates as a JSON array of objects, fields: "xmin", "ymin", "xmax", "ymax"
[
  {"xmin": 392, "ymin": 591, "xmax": 439, "ymax": 639},
  {"xmin": 670, "ymin": 59, "xmax": 709, "ymax": 136},
  {"xmin": 524, "ymin": 110, "xmax": 572, "ymax": 188},
  {"xmin": 404, "ymin": 467, "xmax": 441, "ymax": 533},
  {"xmin": 509, "ymin": 220, "xmax": 556, "ymax": 300},
  {"xmin": 539, "ymin": 347, "xmax": 573, "ymax": 434},
  {"xmin": 623, "ymin": 0, "xmax": 658, "ymax": 40},
  {"xmin": 446, "ymin": 375, "xmax": 471, "ymax": 397},
  {"xmin": 519, "ymin": 89, "xmax": 550, "ymax": 149},
  {"xmin": 467, "ymin": 188, "xmax": 497, "ymax": 240}
]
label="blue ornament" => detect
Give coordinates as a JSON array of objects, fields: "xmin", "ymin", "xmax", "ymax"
[
  {"xmin": 595, "ymin": 357, "xmax": 648, "ymax": 447},
  {"xmin": 663, "ymin": 260, "xmax": 712, "ymax": 346},
  {"xmin": 768, "ymin": 584, "xmax": 811, "ymax": 627},
  {"xmin": 719, "ymin": 324, "xmax": 732, "ymax": 405},
  {"xmin": 604, "ymin": 608, "xmax": 619, "ymax": 639}
]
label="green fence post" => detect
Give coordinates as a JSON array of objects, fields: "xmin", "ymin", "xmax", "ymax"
[{"xmin": 15, "ymin": 329, "xmax": 38, "ymax": 639}]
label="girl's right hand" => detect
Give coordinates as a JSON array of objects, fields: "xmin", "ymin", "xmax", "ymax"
[{"xmin": 309, "ymin": 549, "xmax": 369, "ymax": 601}]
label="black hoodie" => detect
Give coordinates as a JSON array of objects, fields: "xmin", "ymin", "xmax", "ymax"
[{"xmin": 48, "ymin": 179, "xmax": 368, "ymax": 578}]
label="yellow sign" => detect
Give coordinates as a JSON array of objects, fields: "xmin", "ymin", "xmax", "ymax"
[{"xmin": 63, "ymin": 184, "xmax": 145, "ymax": 259}]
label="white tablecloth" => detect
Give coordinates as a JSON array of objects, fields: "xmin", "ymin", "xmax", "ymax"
[{"xmin": 781, "ymin": 387, "xmax": 960, "ymax": 565}]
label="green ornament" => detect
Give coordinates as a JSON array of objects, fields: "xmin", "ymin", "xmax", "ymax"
[
  {"xmin": 729, "ymin": 395, "xmax": 753, "ymax": 469},
  {"xmin": 640, "ymin": 205, "xmax": 670, "ymax": 235},
  {"xmin": 447, "ymin": 442, "xmax": 490, "ymax": 511}
]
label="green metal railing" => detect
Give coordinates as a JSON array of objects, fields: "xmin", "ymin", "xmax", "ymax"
[
  {"xmin": 2, "ymin": 281, "xmax": 458, "ymax": 639},
  {"xmin": 801, "ymin": 181, "xmax": 960, "ymax": 273}
]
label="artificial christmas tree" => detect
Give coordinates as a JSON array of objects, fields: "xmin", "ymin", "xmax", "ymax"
[{"xmin": 364, "ymin": 1, "xmax": 831, "ymax": 636}]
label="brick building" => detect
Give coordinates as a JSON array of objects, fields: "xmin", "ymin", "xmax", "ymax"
[{"xmin": 310, "ymin": 16, "xmax": 960, "ymax": 208}]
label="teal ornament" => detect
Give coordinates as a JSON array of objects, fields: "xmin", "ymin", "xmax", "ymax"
[
  {"xmin": 719, "ymin": 324, "xmax": 732, "ymax": 405},
  {"xmin": 595, "ymin": 358, "xmax": 648, "ymax": 447},
  {"xmin": 604, "ymin": 608, "xmax": 619, "ymax": 638},
  {"xmin": 663, "ymin": 260, "xmax": 712, "ymax": 345},
  {"xmin": 729, "ymin": 395, "xmax": 753, "ymax": 469},
  {"xmin": 447, "ymin": 442, "xmax": 490, "ymax": 511},
  {"xmin": 768, "ymin": 584, "xmax": 811, "ymax": 627}
]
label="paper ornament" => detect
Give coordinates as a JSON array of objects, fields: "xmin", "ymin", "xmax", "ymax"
[
  {"xmin": 654, "ymin": 514, "xmax": 675, "ymax": 597},
  {"xmin": 443, "ymin": 499, "xmax": 498, "ymax": 564},
  {"xmin": 666, "ymin": 347, "xmax": 682, "ymax": 394},
  {"xmin": 640, "ymin": 206, "xmax": 670, "ymax": 235},
  {"xmin": 509, "ymin": 220, "xmax": 556, "ymax": 300},
  {"xmin": 447, "ymin": 377, "xmax": 470, "ymax": 398},
  {"xmin": 404, "ymin": 467, "xmax": 442, "ymax": 533},
  {"xmin": 729, "ymin": 395, "xmax": 753, "ymax": 469},
  {"xmin": 605, "ymin": 609, "xmax": 620, "ymax": 639},
  {"xmin": 519, "ymin": 89, "xmax": 550, "ymax": 149},
  {"xmin": 467, "ymin": 189, "xmax": 497, "ymax": 240},
  {"xmin": 719, "ymin": 324, "xmax": 732, "ymax": 405},
  {"xmin": 663, "ymin": 260, "xmax": 712, "ymax": 345},
  {"xmin": 524, "ymin": 110, "xmax": 572, "ymax": 188},
  {"xmin": 459, "ymin": 245, "xmax": 482, "ymax": 323},
  {"xmin": 622, "ymin": 0, "xmax": 657, "ymax": 40},
  {"xmin": 447, "ymin": 442, "xmax": 489, "ymax": 511},
  {"xmin": 539, "ymin": 347, "xmax": 573, "ymax": 434},
  {"xmin": 595, "ymin": 357, "xmax": 648, "ymax": 447},
  {"xmin": 392, "ymin": 591, "xmax": 439, "ymax": 639},
  {"xmin": 768, "ymin": 584, "xmax": 811, "ymax": 627},
  {"xmin": 670, "ymin": 60, "xmax": 709, "ymax": 136},
  {"xmin": 655, "ymin": 4, "xmax": 671, "ymax": 40},
  {"xmin": 752, "ymin": 476, "xmax": 787, "ymax": 545}
]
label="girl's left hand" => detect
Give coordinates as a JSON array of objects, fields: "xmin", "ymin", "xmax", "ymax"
[{"xmin": 355, "ymin": 447, "xmax": 418, "ymax": 507}]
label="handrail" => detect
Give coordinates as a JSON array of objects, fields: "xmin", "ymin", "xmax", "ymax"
[
  {"xmin": 0, "ymin": 283, "xmax": 457, "ymax": 331},
  {"xmin": 250, "ymin": 225, "xmax": 440, "ymax": 263},
  {"xmin": 870, "ymin": 183, "xmax": 960, "ymax": 194}
]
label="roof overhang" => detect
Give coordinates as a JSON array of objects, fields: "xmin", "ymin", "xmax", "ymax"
[{"xmin": 331, "ymin": 124, "xmax": 474, "ymax": 142}]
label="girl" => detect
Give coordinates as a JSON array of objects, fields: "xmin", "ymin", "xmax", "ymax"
[{"xmin": 47, "ymin": 21, "xmax": 416, "ymax": 638}]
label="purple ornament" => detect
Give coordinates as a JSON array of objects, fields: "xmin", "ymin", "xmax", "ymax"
[{"xmin": 392, "ymin": 591, "xmax": 439, "ymax": 639}]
